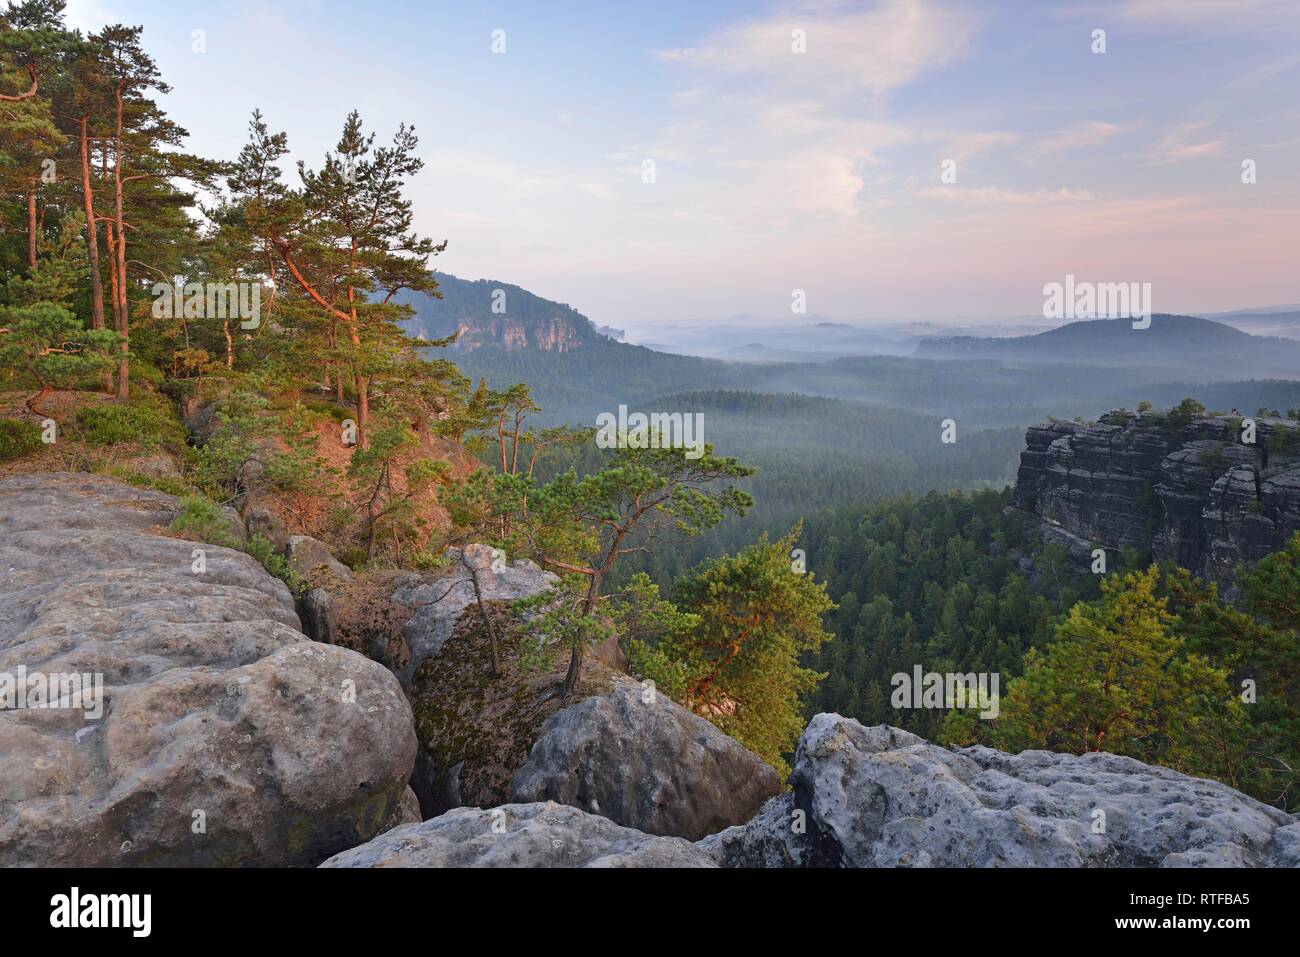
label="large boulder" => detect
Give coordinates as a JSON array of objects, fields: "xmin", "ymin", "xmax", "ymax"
[
  {"xmin": 0, "ymin": 473, "xmax": 417, "ymax": 866},
  {"xmin": 510, "ymin": 681, "xmax": 782, "ymax": 841},
  {"xmin": 389, "ymin": 544, "xmax": 558, "ymax": 685},
  {"xmin": 285, "ymin": 533, "xmax": 353, "ymax": 583},
  {"xmin": 320, "ymin": 801, "xmax": 715, "ymax": 868},
  {"xmin": 701, "ymin": 714, "xmax": 1299, "ymax": 868}
]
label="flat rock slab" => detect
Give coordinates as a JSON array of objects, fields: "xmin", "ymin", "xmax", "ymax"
[
  {"xmin": 0, "ymin": 473, "xmax": 416, "ymax": 866},
  {"xmin": 320, "ymin": 801, "xmax": 715, "ymax": 868},
  {"xmin": 701, "ymin": 714, "xmax": 1299, "ymax": 867}
]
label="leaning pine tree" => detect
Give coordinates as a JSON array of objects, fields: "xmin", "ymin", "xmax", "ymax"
[{"xmin": 520, "ymin": 437, "xmax": 754, "ymax": 698}]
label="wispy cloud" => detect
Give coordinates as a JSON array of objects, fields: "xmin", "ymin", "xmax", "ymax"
[
  {"xmin": 916, "ymin": 186, "xmax": 1094, "ymax": 206},
  {"xmin": 1146, "ymin": 121, "xmax": 1226, "ymax": 164},
  {"xmin": 938, "ymin": 131, "xmax": 1020, "ymax": 166},
  {"xmin": 1026, "ymin": 121, "xmax": 1129, "ymax": 162},
  {"xmin": 655, "ymin": 0, "xmax": 976, "ymax": 96},
  {"xmin": 1112, "ymin": 0, "xmax": 1300, "ymax": 29}
]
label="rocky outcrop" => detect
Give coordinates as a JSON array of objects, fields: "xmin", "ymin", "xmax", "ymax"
[
  {"xmin": 286, "ymin": 533, "xmax": 353, "ymax": 583},
  {"xmin": 320, "ymin": 801, "xmax": 714, "ymax": 868},
  {"xmin": 398, "ymin": 274, "xmax": 598, "ymax": 353},
  {"xmin": 0, "ymin": 473, "xmax": 417, "ymax": 866},
  {"xmin": 390, "ymin": 544, "xmax": 558, "ymax": 686},
  {"xmin": 287, "ymin": 534, "xmax": 353, "ymax": 647},
  {"xmin": 702, "ymin": 715, "xmax": 1299, "ymax": 868},
  {"xmin": 1012, "ymin": 411, "xmax": 1300, "ymax": 590},
  {"xmin": 400, "ymin": 545, "xmax": 612, "ymax": 816},
  {"xmin": 510, "ymin": 682, "xmax": 782, "ymax": 841},
  {"xmin": 460, "ymin": 315, "xmax": 581, "ymax": 353},
  {"xmin": 696, "ymin": 793, "xmax": 810, "ymax": 867}
]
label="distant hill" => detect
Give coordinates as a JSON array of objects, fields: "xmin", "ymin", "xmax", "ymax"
[
  {"xmin": 400, "ymin": 278, "xmax": 1300, "ymax": 430},
  {"xmin": 1207, "ymin": 304, "xmax": 1300, "ymax": 316},
  {"xmin": 914, "ymin": 314, "xmax": 1300, "ymax": 379},
  {"xmin": 395, "ymin": 274, "xmax": 602, "ymax": 352},
  {"xmin": 1206, "ymin": 310, "xmax": 1300, "ymax": 341}
]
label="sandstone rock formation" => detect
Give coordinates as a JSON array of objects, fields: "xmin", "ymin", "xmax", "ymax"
[
  {"xmin": 696, "ymin": 793, "xmax": 809, "ymax": 867},
  {"xmin": 0, "ymin": 473, "xmax": 417, "ymax": 866},
  {"xmin": 390, "ymin": 544, "xmax": 558, "ymax": 686},
  {"xmin": 287, "ymin": 534, "xmax": 353, "ymax": 648},
  {"xmin": 510, "ymin": 682, "xmax": 782, "ymax": 841},
  {"xmin": 1013, "ymin": 412, "xmax": 1300, "ymax": 590},
  {"xmin": 286, "ymin": 533, "xmax": 353, "ymax": 583},
  {"xmin": 319, "ymin": 801, "xmax": 715, "ymax": 868},
  {"xmin": 702, "ymin": 714, "xmax": 1300, "ymax": 868}
]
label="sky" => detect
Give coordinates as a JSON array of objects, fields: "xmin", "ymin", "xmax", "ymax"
[{"xmin": 61, "ymin": 0, "xmax": 1300, "ymax": 333}]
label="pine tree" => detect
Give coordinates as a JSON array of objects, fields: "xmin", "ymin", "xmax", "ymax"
[
  {"xmin": 230, "ymin": 110, "xmax": 444, "ymax": 446},
  {"xmin": 524, "ymin": 440, "xmax": 754, "ymax": 697},
  {"xmin": 992, "ymin": 567, "xmax": 1246, "ymax": 781},
  {"xmin": 652, "ymin": 528, "xmax": 834, "ymax": 775}
]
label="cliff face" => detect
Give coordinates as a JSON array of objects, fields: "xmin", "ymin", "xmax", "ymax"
[
  {"xmin": 395, "ymin": 274, "xmax": 596, "ymax": 353},
  {"xmin": 454, "ymin": 313, "xmax": 582, "ymax": 352},
  {"xmin": 1012, "ymin": 411, "xmax": 1300, "ymax": 590}
]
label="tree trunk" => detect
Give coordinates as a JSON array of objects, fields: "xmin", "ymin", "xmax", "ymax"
[
  {"xmin": 102, "ymin": 147, "xmax": 121, "ymax": 332},
  {"xmin": 25, "ymin": 382, "xmax": 52, "ymax": 417},
  {"xmin": 104, "ymin": 219, "xmax": 120, "ymax": 324},
  {"xmin": 561, "ymin": 572, "xmax": 605, "ymax": 698},
  {"xmin": 26, "ymin": 186, "xmax": 37, "ymax": 268},
  {"xmin": 112, "ymin": 84, "xmax": 129, "ymax": 400},
  {"xmin": 355, "ymin": 372, "xmax": 369, "ymax": 444},
  {"xmin": 345, "ymin": 242, "xmax": 368, "ymax": 447},
  {"xmin": 104, "ymin": 219, "xmax": 128, "ymax": 399},
  {"xmin": 560, "ymin": 644, "xmax": 584, "ymax": 699},
  {"xmin": 223, "ymin": 320, "xmax": 233, "ymax": 367},
  {"xmin": 79, "ymin": 117, "xmax": 106, "ymax": 330},
  {"xmin": 467, "ymin": 563, "xmax": 501, "ymax": 678}
]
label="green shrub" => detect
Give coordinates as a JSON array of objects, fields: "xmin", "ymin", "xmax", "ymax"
[
  {"xmin": 98, "ymin": 464, "xmax": 191, "ymax": 497},
  {"xmin": 0, "ymin": 418, "xmax": 43, "ymax": 462},
  {"xmin": 301, "ymin": 398, "xmax": 350, "ymax": 422},
  {"xmin": 128, "ymin": 361, "xmax": 166, "ymax": 387},
  {"xmin": 76, "ymin": 401, "xmax": 183, "ymax": 450},
  {"xmin": 159, "ymin": 378, "xmax": 198, "ymax": 404},
  {"xmin": 170, "ymin": 497, "xmax": 302, "ymax": 592},
  {"xmin": 244, "ymin": 533, "xmax": 301, "ymax": 592},
  {"xmin": 170, "ymin": 494, "xmax": 240, "ymax": 548},
  {"xmin": 1165, "ymin": 397, "xmax": 1207, "ymax": 429}
]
